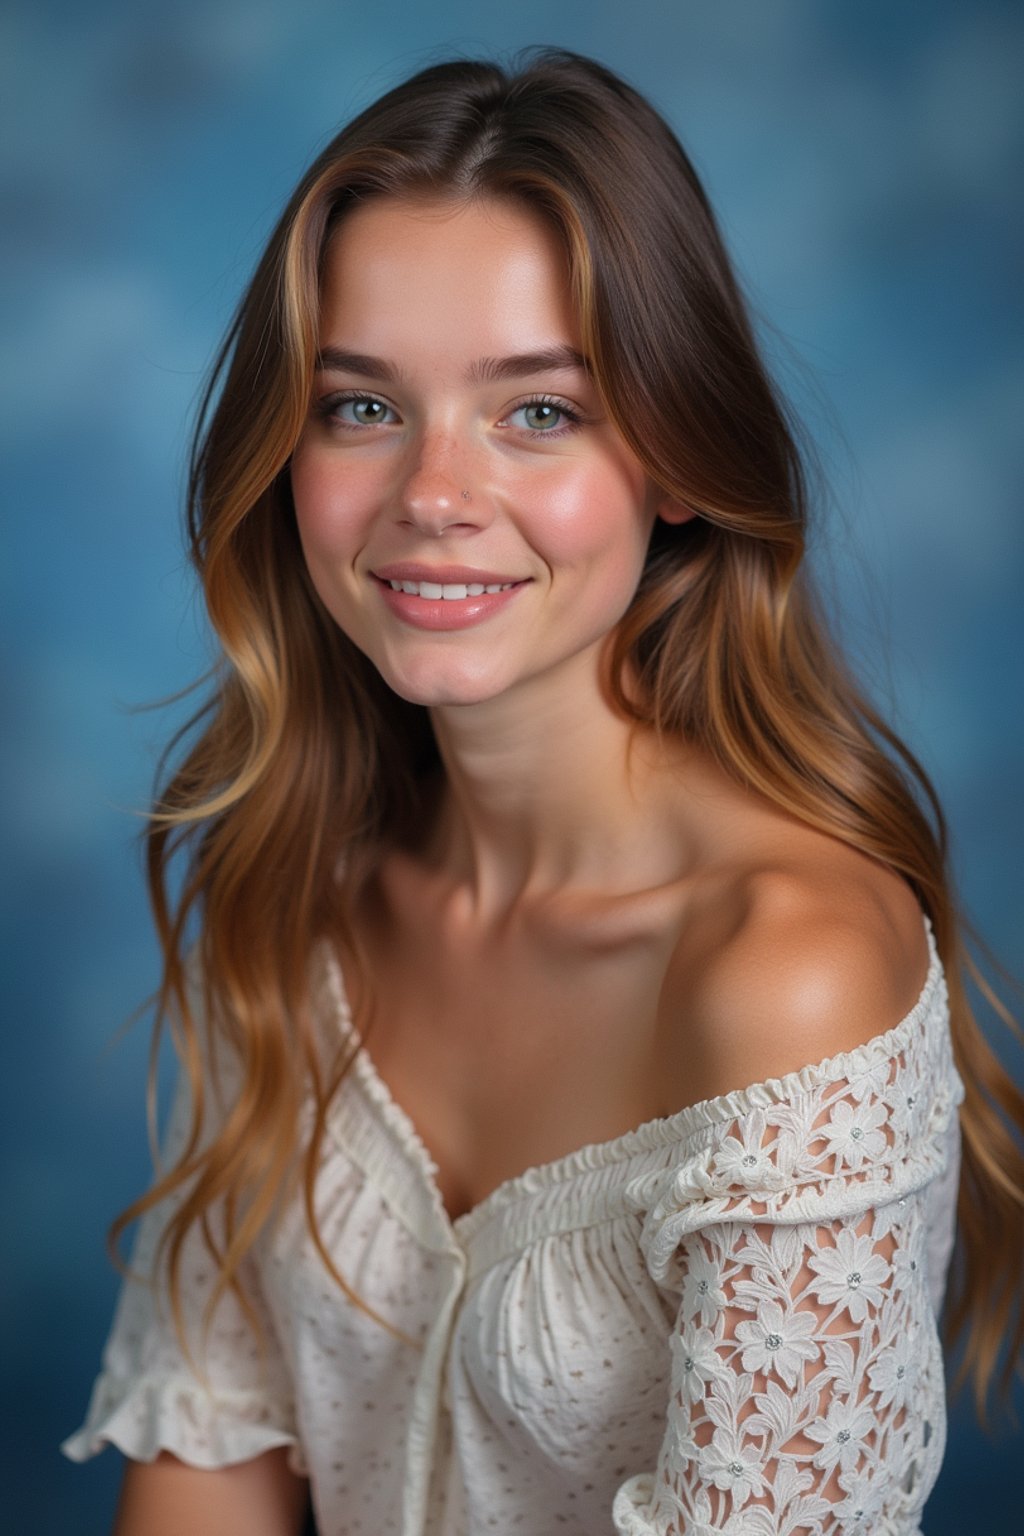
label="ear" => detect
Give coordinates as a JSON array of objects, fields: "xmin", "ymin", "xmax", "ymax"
[{"xmin": 653, "ymin": 493, "xmax": 698, "ymax": 526}]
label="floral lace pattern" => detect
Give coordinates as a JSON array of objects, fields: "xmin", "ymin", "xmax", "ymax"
[{"xmin": 613, "ymin": 975, "xmax": 963, "ymax": 1536}]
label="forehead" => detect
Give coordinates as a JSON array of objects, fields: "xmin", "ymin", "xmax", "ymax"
[{"xmin": 318, "ymin": 194, "xmax": 580, "ymax": 356}]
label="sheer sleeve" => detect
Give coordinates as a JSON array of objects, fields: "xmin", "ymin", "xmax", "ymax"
[
  {"xmin": 613, "ymin": 962, "xmax": 964, "ymax": 1536},
  {"xmin": 60, "ymin": 962, "xmax": 305, "ymax": 1474}
]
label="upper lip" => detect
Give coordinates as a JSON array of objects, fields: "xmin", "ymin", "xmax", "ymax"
[{"xmin": 372, "ymin": 563, "xmax": 529, "ymax": 585}]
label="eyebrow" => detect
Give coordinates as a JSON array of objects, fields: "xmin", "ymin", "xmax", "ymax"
[{"xmin": 314, "ymin": 344, "xmax": 591, "ymax": 384}]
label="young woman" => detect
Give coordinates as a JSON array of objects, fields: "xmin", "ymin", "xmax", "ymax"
[{"xmin": 62, "ymin": 47, "xmax": 1024, "ymax": 1536}]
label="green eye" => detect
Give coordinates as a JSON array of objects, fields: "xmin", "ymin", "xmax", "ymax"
[
  {"xmin": 522, "ymin": 402, "xmax": 563, "ymax": 431},
  {"xmin": 348, "ymin": 397, "xmax": 391, "ymax": 424},
  {"xmin": 319, "ymin": 393, "xmax": 399, "ymax": 428}
]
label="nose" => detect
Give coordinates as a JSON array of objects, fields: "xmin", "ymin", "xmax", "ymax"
[{"xmin": 394, "ymin": 431, "xmax": 489, "ymax": 538}]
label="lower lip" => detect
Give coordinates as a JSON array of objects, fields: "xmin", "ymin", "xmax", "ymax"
[{"xmin": 373, "ymin": 577, "xmax": 530, "ymax": 631}]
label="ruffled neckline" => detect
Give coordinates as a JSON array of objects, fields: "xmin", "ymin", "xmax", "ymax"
[{"xmin": 317, "ymin": 910, "xmax": 944, "ymax": 1246}]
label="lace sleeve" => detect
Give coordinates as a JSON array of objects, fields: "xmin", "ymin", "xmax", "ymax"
[
  {"xmin": 613, "ymin": 986, "xmax": 964, "ymax": 1535},
  {"xmin": 60, "ymin": 960, "xmax": 305, "ymax": 1474}
]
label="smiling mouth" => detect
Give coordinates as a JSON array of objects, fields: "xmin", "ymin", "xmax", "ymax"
[{"xmin": 379, "ymin": 577, "xmax": 521, "ymax": 599}]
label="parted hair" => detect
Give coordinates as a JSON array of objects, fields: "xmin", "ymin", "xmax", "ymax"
[{"xmin": 112, "ymin": 46, "xmax": 1024, "ymax": 1429}]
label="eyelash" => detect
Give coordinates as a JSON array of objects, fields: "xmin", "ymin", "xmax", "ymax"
[
  {"xmin": 506, "ymin": 394, "xmax": 585, "ymax": 438},
  {"xmin": 315, "ymin": 391, "xmax": 585, "ymax": 439}
]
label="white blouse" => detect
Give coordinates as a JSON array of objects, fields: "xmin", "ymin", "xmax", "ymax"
[{"xmin": 63, "ymin": 912, "xmax": 964, "ymax": 1536}]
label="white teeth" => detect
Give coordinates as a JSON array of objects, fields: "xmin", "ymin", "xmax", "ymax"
[{"xmin": 385, "ymin": 577, "xmax": 517, "ymax": 598}]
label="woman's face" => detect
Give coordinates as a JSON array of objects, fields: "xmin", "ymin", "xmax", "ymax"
[{"xmin": 290, "ymin": 194, "xmax": 687, "ymax": 709}]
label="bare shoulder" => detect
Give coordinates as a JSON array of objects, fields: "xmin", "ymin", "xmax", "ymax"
[{"xmin": 658, "ymin": 846, "xmax": 931, "ymax": 1110}]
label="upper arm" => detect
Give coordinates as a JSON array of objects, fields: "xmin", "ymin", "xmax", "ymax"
[
  {"xmin": 614, "ymin": 881, "xmax": 953, "ymax": 1532},
  {"xmin": 661, "ymin": 871, "xmax": 929, "ymax": 1112},
  {"xmin": 114, "ymin": 1447, "xmax": 310, "ymax": 1536},
  {"xmin": 614, "ymin": 1180, "xmax": 941, "ymax": 1533}
]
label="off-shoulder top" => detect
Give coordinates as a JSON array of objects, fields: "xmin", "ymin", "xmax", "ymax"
[{"xmin": 62, "ymin": 911, "xmax": 964, "ymax": 1535}]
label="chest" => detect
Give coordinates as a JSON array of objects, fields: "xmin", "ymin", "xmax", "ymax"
[
  {"xmin": 263, "ymin": 1142, "xmax": 676, "ymax": 1532},
  {"xmin": 343, "ymin": 876, "xmax": 689, "ymax": 1221}
]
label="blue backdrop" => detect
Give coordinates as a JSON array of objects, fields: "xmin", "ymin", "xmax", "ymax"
[{"xmin": 4, "ymin": 1, "xmax": 1022, "ymax": 1531}]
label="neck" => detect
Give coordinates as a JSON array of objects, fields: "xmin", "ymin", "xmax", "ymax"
[{"xmin": 424, "ymin": 647, "xmax": 695, "ymax": 921}]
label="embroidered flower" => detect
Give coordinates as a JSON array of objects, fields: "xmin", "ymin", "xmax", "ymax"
[
  {"xmin": 711, "ymin": 1110, "xmax": 792, "ymax": 1192},
  {"xmin": 734, "ymin": 1298, "xmax": 819, "ymax": 1389},
  {"xmin": 803, "ymin": 1394, "xmax": 877, "ymax": 1475},
  {"xmin": 850, "ymin": 1053, "xmax": 902, "ymax": 1102},
  {"xmin": 890, "ymin": 1239, "xmax": 922, "ymax": 1296},
  {"xmin": 805, "ymin": 1228, "xmax": 890, "ymax": 1324},
  {"xmin": 698, "ymin": 1424, "xmax": 767, "ymax": 1509},
  {"xmin": 881, "ymin": 1079, "xmax": 918, "ymax": 1141},
  {"xmin": 868, "ymin": 1326, "xmax": 918, "ymax": 1412},
  {"xmin": 671, "ymin": 1321, "xmax": 727, "ymax": 1407},
  {"xmin": 682, "ymin": 1247, "xmax": 727, "ymax": 1327},
  {"xmin": 834, "ymin": 1466, "xmax": 887, "ymax": 1533},
  {"xmin": 819, "ymin": 1096, "xmax": 889, "ymax": 1170}
]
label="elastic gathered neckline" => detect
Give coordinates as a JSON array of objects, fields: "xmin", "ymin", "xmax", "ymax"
[{"xmin": 316, "ymin": 910, "xmax": 944, "ymax": 1247}]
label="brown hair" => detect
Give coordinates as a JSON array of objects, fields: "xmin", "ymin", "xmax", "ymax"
[{"xmin": 110, "ymin": 46, "xmax": 1024, "ymax": 1430}]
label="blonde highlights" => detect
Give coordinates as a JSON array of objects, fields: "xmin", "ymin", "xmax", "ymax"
[{"xmin": 109, "ymin": 47, "xmax": 1023, "ymax": 1428}]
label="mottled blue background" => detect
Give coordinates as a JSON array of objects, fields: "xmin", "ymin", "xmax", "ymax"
[{"xmin": 3, "ymin": 1, "xmax": 1022, "ymax": 1531}]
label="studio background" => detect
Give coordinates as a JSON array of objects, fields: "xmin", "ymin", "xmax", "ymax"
[{"xmin": 3, "ymin": 1, "xmax": 1022, "ymax": 1531}]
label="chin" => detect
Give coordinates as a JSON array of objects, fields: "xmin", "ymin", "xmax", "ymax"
[{"xmin": 377, "ymin": 657, "xmax": 512, "ymax": 710}]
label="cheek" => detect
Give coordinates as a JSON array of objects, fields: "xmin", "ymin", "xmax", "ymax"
[
  {"xmin": 527, "ymin": 460, "xmax": 653, "ymax": 589},
  {"xmin": 288, "ymin": 451, "xmax": 381, "ymax": 640},
  {"xmin": 289, "ymin": 449, "xmax": 376, "ymax": 561}
]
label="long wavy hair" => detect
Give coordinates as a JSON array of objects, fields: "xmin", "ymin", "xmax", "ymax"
[{"xmin": 110, "ymin": 46, "xmax": 1024, "ymax": 1430}]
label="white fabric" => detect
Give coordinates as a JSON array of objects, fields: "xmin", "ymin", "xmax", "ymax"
[{"xmin": 62, "ymin": 912, "xmax": 963, "ymax": 1535}]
